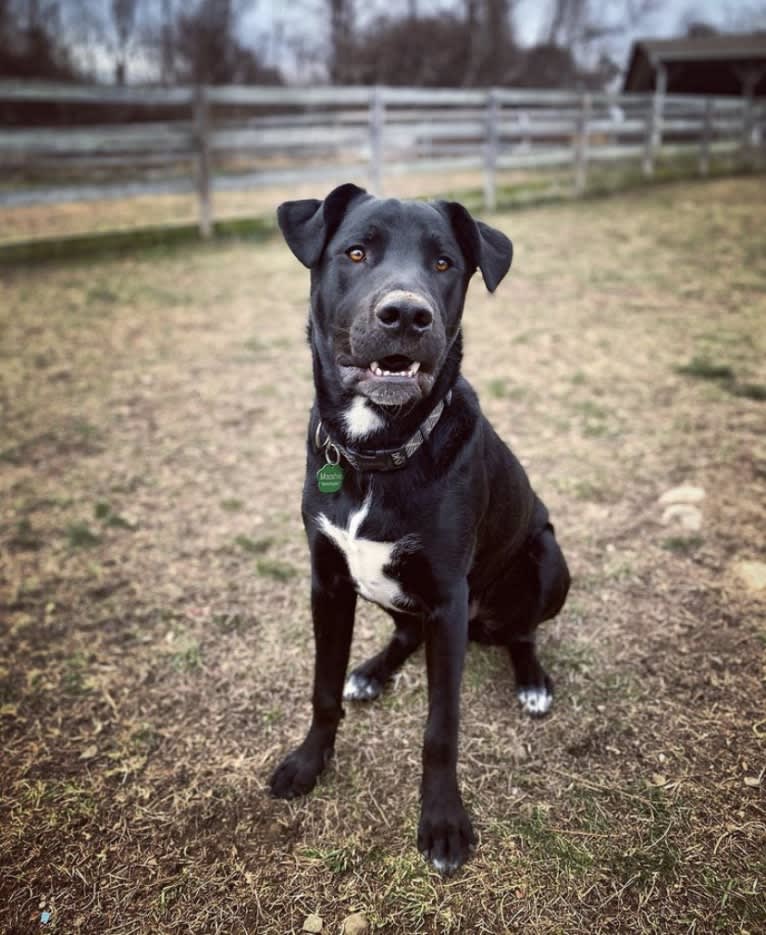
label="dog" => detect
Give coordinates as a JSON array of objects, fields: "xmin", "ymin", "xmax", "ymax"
[{"xmin": 269, "ymin": 183, "xmax": 570, "ymax": 874}]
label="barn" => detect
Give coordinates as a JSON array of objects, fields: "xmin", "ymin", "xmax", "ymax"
[{"xmin": 623, "ymin": 33, "xmax": 766, "ymax": 99}]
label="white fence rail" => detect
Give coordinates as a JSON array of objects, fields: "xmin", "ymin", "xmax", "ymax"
[{"xmin": 1, "ymin": 81, "xmax": 764, "ymax": 235}]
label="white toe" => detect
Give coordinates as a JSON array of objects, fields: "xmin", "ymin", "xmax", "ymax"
[
  {"xmin": 343, "ymin": 672, "xmax": 379, "ymax": 701},
  {"xmin": 431, "ymin": 856, "xmax": 459, "ymax": 875},
  {"xmin": 517, "ymin": 686, "xmax": 553, "ymax": 716}
]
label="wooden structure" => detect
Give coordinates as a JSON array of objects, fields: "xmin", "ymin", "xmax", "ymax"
[
  {"xmin": 0, "ymin": 81, "xmax": 764, "ymax": 237},
  {"xmin": 624, "ymin": 34, "xmax": 766, "ymax": 98},
  {"xmin": 623, "ymin": 34, "xmax": 766, "ymax": 176}
]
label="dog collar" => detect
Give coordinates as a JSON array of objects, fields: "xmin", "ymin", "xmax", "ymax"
[{"xmin": 315, "ymin": 390, "xmax": 452, "ymax": 473}]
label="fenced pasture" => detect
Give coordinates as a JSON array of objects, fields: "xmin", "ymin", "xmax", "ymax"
[
  {"xmin": 1, "ymin": 176, "xmax": 765, "ymax": 933},
  {"xmin": 1, "ymin": 81, "xmax": 764, "ymax": 245}
]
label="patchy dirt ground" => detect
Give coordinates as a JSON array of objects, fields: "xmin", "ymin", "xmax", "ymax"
[{"xmin": 1, "ymin": 177, "xmax": 765, "ymax": 934}]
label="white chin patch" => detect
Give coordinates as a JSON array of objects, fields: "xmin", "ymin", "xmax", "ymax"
[
  {"xmin": 343, "ymin": 396, "xmax": 385, "ymax": 439},
  {"xmin": 517, "ymin": 686, "xmax": 553, "ymax": 716}
]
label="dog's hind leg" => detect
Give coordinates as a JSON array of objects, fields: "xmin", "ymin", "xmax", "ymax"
[
  {"xmin": 343, "ymin": 612, "xmax": 423, "ymax": 701},
  {"xmin": 499, "ymin": 523, "xmax": 570, "ymax": 717},
  {"xmin": 509, "ymin": 637, "xmax": 554, "ymax": 717}
]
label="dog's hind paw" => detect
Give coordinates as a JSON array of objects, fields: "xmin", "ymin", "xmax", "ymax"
[
  {"xmin": 343, "ymin": 671, "xmax": 383, "ymax": 701},
  {"xmin": 517, "ymin": 684, "xmax": 553, "ymax": 717}
]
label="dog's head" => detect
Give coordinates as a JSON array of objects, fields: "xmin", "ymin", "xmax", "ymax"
[{"xmin": 278, "ymin": 183, "xmax": 513, "ymax": 409}]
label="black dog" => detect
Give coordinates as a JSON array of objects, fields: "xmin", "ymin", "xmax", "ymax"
[{"xmin": 269, "ymin": 183, "xmax": 570, "ymax": 874}]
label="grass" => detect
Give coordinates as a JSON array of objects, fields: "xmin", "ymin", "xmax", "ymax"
[
  {"xmin": 256, "ymin": 558, "xmax": 298, "ymax": 581},
  {"xmin": 662, "ymin": 535, "xmax": 703, "ymax": 553},
  {"xmin": 1, "ymin": 176, "xmax": 765, "ymax": 934},
  {"xmin": 676, "ymin": 357, "xmax": 736, "ymax": 381},
  {"xmin": 234, "ymin": 533, "xmax": 273, "ymax": 555},
  {"xmin": 730, "ymin": 381, "xmax": 766, "ymax": 401},
  {"xmin": 676, "ymin": 356, "xmax": 766, "ymax": 403},
  {"xmin": 486, "ymin": 377, "xmax": 508, "ymax": 398},
  {"xmin": 0, "ymin": 214, "xmax": 276, "ymax": 265},
  {"xmin": 65, "ymin": 521, "xmax": 101, "ymax": 548}
]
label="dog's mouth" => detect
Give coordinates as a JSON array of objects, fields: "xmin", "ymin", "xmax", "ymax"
[
  {"xmin": 337, "ymin": 353, "xmax": 435, "ymax": 407},
  {"xmin": 368, "ymin": 355, "xmax": 421, "ymax": 379}
]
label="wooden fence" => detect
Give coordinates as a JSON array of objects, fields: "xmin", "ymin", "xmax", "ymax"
[{"xmin": 1, "ymin": 81, "xmax": 764, "ymax": 236}]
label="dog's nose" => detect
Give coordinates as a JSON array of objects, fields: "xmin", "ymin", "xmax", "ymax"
[{"xmin": 375, "ymin": 299, "xmax": 434, "ymax": 335}]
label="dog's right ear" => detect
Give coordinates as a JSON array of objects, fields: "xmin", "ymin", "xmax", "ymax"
[{"xmin": 277, "ymin": 183, "xmax": 369, "ymax": 268}]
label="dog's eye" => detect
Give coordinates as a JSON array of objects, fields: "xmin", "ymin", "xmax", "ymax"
[
  {"xmin": 435, "ymin": 256, "xmax": 451, "ymax": 272},
  {"xmin": 346, "ymin": 246, "xmax": 366, "ymax": 263}
]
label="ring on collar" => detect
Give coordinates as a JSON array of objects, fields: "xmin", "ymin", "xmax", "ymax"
[{"xmin": 314, "ymin": 421, "xmax": 341, "ymax": 466}]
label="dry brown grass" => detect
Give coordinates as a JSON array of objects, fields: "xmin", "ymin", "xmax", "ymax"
[{"xmin": 1, "ymin": 176, "xmax": 765, "ymax": 934}]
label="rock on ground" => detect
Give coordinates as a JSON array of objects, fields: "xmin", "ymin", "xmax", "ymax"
[
  {"xmin": 732, "ymin": 560, "xmax": 766, "ymax": 594},
  {"xmin": 658, "ymin": 484, "xmax": 706, "ymax": 505},
  {"xmin": 342, "ymin": 913, "xmax": 369, "ymax": 935},
  {"xmin": 661, "ymin": 503, "xmax": 703, "ymax": 531}
]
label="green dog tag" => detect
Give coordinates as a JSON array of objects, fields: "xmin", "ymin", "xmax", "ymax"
[{"xmin": 317, "ymin": 462, "xmax": 344, "ymax": 493}]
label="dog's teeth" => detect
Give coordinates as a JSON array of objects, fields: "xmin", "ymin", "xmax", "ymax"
[{"xmin": 370, "ymin": 361, "xmax": 420, "ymax": 378}]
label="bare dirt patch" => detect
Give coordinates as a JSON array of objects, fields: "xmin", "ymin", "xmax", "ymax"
[{"xmin": 1, "ymin": 176, "xmax": 765, "ymax": 933}]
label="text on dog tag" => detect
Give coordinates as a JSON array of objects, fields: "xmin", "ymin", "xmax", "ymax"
[{"xmin": 317, "ymin": 463, "xmax": 344, "ymax": 493}]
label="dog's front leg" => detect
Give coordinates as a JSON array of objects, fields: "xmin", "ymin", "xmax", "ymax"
[
  {"xmin": 418, "ymin": 579, "xmax": 476, "ymax": 874},
  {"xmin": 270, "ymin": 549, "xmax": 356, "ymax": 799}
]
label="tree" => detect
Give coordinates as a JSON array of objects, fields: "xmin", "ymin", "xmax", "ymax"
[
  {"xmin": 328, "ymin": 0, "xmax": 354, "ymax": 83},
  {"xmin": 544, "ymin": 0, "xmax": 589, "ymax": 48},
  {"xmin": 348, "ymin": 12, "xmax": 473, "ymax": 86},
  {"xmin": 535, "ymin": 0, "xmax": 660, "ymax": 65},
  {"xmin": 516, "ymin": 42, "xmax": 617, "ymax": 89},
  {"xmin": 174, "ymin": 0, "xmax": 280, "ymax": 84},
  {"xmin": 112, "ymin": 0, "xmax": 139, "ymax": 84},
  {"xmin": 0, "ymin": 0, "xmax": 79, "ymax": 79},
  {"xmin": 463, "ymin": 0, "xmax": 517, "ymax": 86}
]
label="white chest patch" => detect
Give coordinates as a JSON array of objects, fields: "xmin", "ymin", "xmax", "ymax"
[{"xmin": 317, "ymin": 494, "xmax": 411, "ymax": 611}]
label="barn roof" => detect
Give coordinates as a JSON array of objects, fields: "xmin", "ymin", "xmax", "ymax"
[{"xmin": 623, "ymin": 34, "xmax": 766, "ymax": 96}]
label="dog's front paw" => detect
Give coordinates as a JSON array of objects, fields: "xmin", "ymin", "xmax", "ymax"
[
  {"xmin": 269, "ymin": 744, "xmax": 331, "ymax": 799},
  {"xmin": 418, "ymin": 795, "xmax": 476, "ymax": 875}
]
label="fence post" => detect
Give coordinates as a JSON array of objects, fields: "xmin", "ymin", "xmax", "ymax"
[
  {"xmin": 741, "ymin": 78, "xmax": 755, "ymax": 170},
  {"xmin": 484, "ymin": 88, "xmax": 499, "ymax": 211},
  {"xmin": 574, "ymin": 92, "xmax": 591, "ymax": 195},
  {"xmin": 194, "ymin": 83, "xmax": 212, "ymax": 238},
  {"xmin": 642, "ymin": 63, "xmax": 666, "ymax": 178},
  {"xmin": 699, "ymin": 98, "xmax": 712, "ymax": 176},
  {"xmin": 369, "ymin": 85, "xmax": 384, "ymax": 195}
]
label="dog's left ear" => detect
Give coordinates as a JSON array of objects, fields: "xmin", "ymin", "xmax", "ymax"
[
  {"xmin": 437, "ymin": 201, "xmax": 513, "ymax": 293},
  {"xmin": 277, "ymin": 183, "xmax": 369, "ymax": 268}
]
